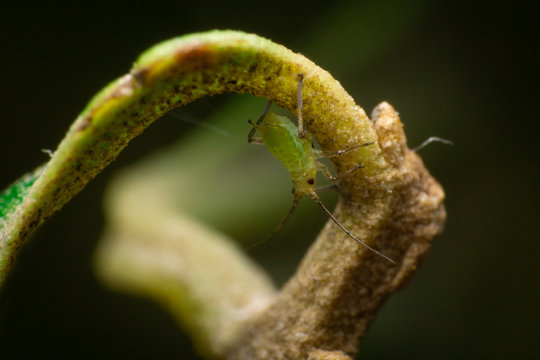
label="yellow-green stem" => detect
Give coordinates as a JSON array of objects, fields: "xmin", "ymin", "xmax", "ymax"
[{"xmin": 0, "ymin": 30, "xmax": 388, "ymax": 286}]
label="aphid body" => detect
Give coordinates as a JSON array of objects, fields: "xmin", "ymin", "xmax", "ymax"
[{"xmin": 251, "ymin": 112, "xmax": 316, "ymax": 198}]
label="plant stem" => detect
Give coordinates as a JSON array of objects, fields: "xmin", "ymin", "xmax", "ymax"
[
  {"xmin": 0, "ymin": 31, "xmax": 446, "ymax": 359},
  {"xmin": 1, "ymin": 30, "xmax": 385, "ymax": 285}
]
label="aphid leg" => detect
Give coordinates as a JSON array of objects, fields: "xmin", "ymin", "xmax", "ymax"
[
  {"xmin": 413, "ymin": 136, "xmax": 453, "ymax": 152},
  {"xmin": 315, "ymin": 183, "xmax": 338, "ymax": 192},
  {"xmin": 247, "ymin": 196, "xmax": 301, "ymax": 249},
  {"xmin": 247, "ymin": 135, "xmax": 264, "ymax": 145},
  {"xmin": 247, "ymin": 120, "xmax": 264, "ymax": 144},
  {"xmin": 297, "ymin": 73, "xmax": 307, "ymax": 138},
  {"xmin": 316, "ymin": 161, "xmax": 364, "ymax": 181},
  {"xmin": 314, "ymin": 141, "xmax": 375, "ymax": 159},
  {"xmin": 337, "ymin": 164, "xmax": 365, "ymax": 178},
  {"xmin": 316, "ymin": 162, "xmax": 338, "ymax": 181},
  {"xmin": 310, "ymin": 192, "xmax": 396, "ymax": 264},
  {"xmin": 248, "ymin": 100, "xmax": 273, "ymax": 144},
  {"xmin": 258, "ymin": 99, "xmax": 273, "ymax": 122}
]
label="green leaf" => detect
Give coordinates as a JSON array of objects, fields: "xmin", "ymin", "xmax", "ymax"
[{"xmin": 0, "ymin": 166, "xmax": 43, "ymax": 230}]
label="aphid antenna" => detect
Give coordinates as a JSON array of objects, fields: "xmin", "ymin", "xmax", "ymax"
[
  {"xmin": 167, "ymin": 109, "xmax": 235, "ymax": 140},
  {"xmin": 297, "ymin": 74, "xmax": 306, "ymax": 138},
  {"xmin": 296, "ymin": 72, "xmax": 317, "ymax": 139},
  {"xmin": 413, "ymin": 136, "xmax": 454, "ymax": 152},
  {"xmin": 246, "ymin": 197, "xmax": 300, "ymax": 250},
  {"xmin": 310, "ymin": 193, "xmax": 396, "ymax": 264},
  {"xmin": 315, "ymin": 141, "xmax": 375, "ymax": 159}
]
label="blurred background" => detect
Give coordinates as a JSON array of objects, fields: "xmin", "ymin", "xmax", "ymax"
[{"xmin": 0, "ymin": 1, "xmax": 537, "ymax": 359}]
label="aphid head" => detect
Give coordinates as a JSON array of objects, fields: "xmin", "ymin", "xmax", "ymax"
[{"xmin": 292, "ymin": 175, "xmax": 316, "ymax": 198}]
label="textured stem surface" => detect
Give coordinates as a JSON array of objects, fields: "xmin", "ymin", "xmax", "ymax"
[
  {"xmin": 222, "ymin": 102, "xmax": 446, "ymax": 359},
  {"xmin": 0, "ymin": 30, "xmax": 384, "ymax": 285},
  {"xmin": 0, "ymin": 31, "xmax": 446, "ymax": 359}
]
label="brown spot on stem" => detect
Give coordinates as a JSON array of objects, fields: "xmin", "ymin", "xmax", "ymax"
[
  {"xmin": 110, "ymin": 75, "xmax": 136, "ymax": 98},
  {"xmin": 132, "ymin": 67, "xmax": 150, "ymax": 86},
  {"xmin": 173, "ymin": 43, "xmax": 217, "ymax": 72},
  {"xmin": 76, "ymin": 115, "xmax": 92, "ymax": 131}
]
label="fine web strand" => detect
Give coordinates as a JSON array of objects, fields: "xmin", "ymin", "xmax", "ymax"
[{"xmin": 167, "ymin": 108, "xmax": 237, "ymax": 140}]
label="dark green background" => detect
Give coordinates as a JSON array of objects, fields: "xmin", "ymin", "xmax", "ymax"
[{"xmin": 1, "ymin": 1, "xmax": 537, "ymax": 359}]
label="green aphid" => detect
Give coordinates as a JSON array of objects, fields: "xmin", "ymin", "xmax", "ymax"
[{"xmin": 248, "ymin": 75, "xmax": 395, "ymax": 264}]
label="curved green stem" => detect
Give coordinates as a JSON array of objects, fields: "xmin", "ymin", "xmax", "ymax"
[
  {"xmin": 0, "ymin": 30, "xmax": 446, "ymax": 359},
  {"xmin": 0, "ymin": 30, "xmax": 387, "ymax": 284}
]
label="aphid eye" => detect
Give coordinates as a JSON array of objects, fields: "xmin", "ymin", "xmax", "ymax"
[{"xmin": 307, "ymin": 177, "xmax": 315, "ymax": 185}]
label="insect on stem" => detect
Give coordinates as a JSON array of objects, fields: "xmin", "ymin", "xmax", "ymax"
[{"xmin": 246, "ymin": 76, "xmax": 395, "ymax": 264}]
